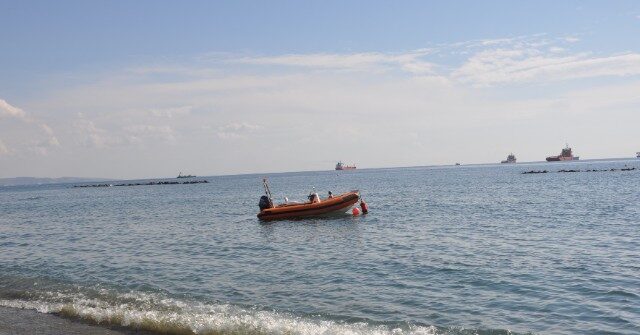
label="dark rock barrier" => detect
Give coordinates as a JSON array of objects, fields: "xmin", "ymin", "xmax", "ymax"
[
  {"xmin": 74, "ymin": 180, "xmax": 209, "ymax": 188},
  {"xmin": 522, "ymin": 167, "xmax": 636, "ymax": 175}
]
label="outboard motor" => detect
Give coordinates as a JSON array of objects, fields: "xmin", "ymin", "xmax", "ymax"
[{"xmin": 259, "ymin": 195, "xmax": 273, "ymax": 211}]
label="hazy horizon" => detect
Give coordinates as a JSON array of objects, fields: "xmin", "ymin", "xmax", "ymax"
[
  {"xmin": 2, "ymin": 1, "xmax": 640, "ymax": 179},
  {"xmin": 2, "ymin": 156, "xmax": 639, "ymax": 182}
]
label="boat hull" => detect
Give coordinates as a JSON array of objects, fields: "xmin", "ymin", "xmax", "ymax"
[
  {"xmin": 546, "ymin": 156, "xmax": 579, "ymax": 161},
  {"xmin": 258, "ymin": 191, "xmax": 360, "ymax": 221}
]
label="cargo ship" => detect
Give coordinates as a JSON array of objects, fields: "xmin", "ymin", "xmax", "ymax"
[
  {"xmin": 546, "ymin": 144, "xmax": 579, "ymax": 162},
  {"xmin": 335, "ymin": 161, "xmax": 356, "ymax": 170},
  {"xmin": 501, "ymin": 153, "xmax": 516, "ymax": 164},
  {"xmin": 177, "ymin": 172, "xmax": 196, "ymax": 178}
]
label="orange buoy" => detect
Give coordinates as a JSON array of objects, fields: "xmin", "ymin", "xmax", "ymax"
[
  {"xmin": 360, "ymin": 199, "xmax": 369, "ymax": 214},
  {"xmin": 352, "ymin": 207, "xmax": 361, "ymax": 216}
]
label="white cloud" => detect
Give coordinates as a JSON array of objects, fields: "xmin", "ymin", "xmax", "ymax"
[
  {"xmin": 29, "ymin": 137, "xmax": 60, "ymax": 155},
  {"xmin": 38, "ymin": 124, "xmax": 60, "ymax": 148},
  {"xmin": 40, "ymin": 123, "xmax": 54, "ymax": 135},
  {"xmin": 0, "ymin": 99, "xmax": 27, "ymax": 119},
  {"xmin": 73, "ymin": 116, "xmax": 176, "ymax": 148},
  {"xmin": 480, "ymin": 38, "xmax": 515, "ymax": 46},
  {"xmin": 64, "ymin": 35, "xmax": 635, "ymax": 92},
  {"xmin": 73, "ymin": 119, "xmax": 120, "ymax": 148},
  {"xmin": 453, "ymin": 49, "xmax": 640, "ymax": 86},
  {"xmin": 147, "ymin": 105, "xmax": 193, "ymax": 118},
  {"xmin": 0, "ymin": 139, "xmax": 9, "ymax": 155},
  {"xmin": 234, "ymin": 51, "xmax": 435, "ymax": 74},
  {"xmin": 209, "ymin": 35, "xmax": 639, "ymax": 88},
  {"xmin": 0, "ymin": 98, "xmax": 60, "ymax": 155},
  {"xmin": 564, "ymin": 36, "xmax": 580, "ymax": 43},
  {"xmin": 216, "ymin": 122, "xmax": 262, "ymax": 140},
  {"xmin": 128, "ymin": 65, "xmax": 219, "ymax": 78},
  {"xmin": 220, "ymin": 122, "xmax": 262, "ymax": 131},
  {"xmin": 549, "ymin": 46, "xmax": 565, "ymax": 53},
  {"xmin": 125, "ymin": 125, "xmax": 175, "ymax": 142}
]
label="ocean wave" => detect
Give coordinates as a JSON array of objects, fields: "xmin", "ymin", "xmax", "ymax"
[
  {"xmin": 19, "ymin": 196, "xmax": 44, "ymax": 201},
  {"xmin": 0, "ymin": 287, "xmax": 449, "ymax": 335},
  {"xmin": 0, "ymin": 281, "xmax": 529, "ymax": 335}
]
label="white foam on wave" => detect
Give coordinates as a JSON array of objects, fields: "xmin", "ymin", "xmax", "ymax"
[{"xmin": 0, "ymin": 289, "xmax": 441, "ymax": 335}]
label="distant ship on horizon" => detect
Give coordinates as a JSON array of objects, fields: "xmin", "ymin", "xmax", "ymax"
[
  {"xmin": 335, "ymin": 161, "xmax": 356, "ymax": 170},
  {"xmin": 177, "ymin": 172, "xmax": 196, "ymax": 178},
  {"xmin": 501, "ymin": 153, "xmax": 517, "ymax": 164},
  {"xmin": 637, "ymin": 152, "xmax": 640, "ymax": 158},
  {"xmin": 546, "ymin": 144, "xmax": 579, "ymax": 162}
]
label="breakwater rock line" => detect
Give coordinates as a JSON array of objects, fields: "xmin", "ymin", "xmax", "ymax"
[
  {"xmin": 74, "ymin": 180, "xmax": 209, "ymax": 188},
  {"xmin": 522, "ymin": 170, "xmax": 548, "ymax": 174},
  {"xmin": 522, "ymin": 167, "xmax": 636, "ymax": 175}
]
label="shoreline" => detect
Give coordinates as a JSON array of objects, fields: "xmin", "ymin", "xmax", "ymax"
[{"xmin": 0, "ymin": 306, "xmax": 143, "ymax": 335}]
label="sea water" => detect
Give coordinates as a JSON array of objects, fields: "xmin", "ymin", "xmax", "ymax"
[{"xmin": 1, "ymin": 160, "xmax": 639, "ymax": 334}]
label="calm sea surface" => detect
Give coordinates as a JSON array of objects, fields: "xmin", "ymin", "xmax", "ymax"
[{"xmin": 1, "ymin": 160, "xmax": 639, "ymax": 335}]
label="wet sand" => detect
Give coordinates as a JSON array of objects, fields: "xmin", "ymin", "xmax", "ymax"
[{"xmin": 0, "ymin": 306, "xmax": 131, "ymax": 335}]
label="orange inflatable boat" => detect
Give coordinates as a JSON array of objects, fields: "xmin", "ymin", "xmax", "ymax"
[
  {"xmin": 257, "ymin": 179, "xmax": 360, "ymax": 220},
  {"xmin": 257, "ymin": 191, "xmax": 360, "ymax": 220}
]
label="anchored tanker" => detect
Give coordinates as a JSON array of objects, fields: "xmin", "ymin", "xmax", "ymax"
[
  {"xmin": 335, "ymin": 161, "xmax": 356, "ymax": 170},
  {"xmin": 546, "ymin": 144, "xmax": 579, "ymax": 162},
  {"xmin": 177, "ymin": 172, "xmax": 196, "ymax": 178}
]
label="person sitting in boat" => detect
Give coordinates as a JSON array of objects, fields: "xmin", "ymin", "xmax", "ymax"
[
  {"xmin": 327, "ymin": 191, "xmax": 333, "ymax": 199},
  {"xmin": 308, "ymin": 192, "xmax": 320, "ymax": 203}
]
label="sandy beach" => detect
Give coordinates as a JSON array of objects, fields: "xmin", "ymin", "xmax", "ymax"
[{"xmin": 0, "ymin": 307, "xmax": 129, "ymax": 335}]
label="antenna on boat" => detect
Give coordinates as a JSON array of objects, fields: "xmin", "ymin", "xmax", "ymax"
[{"xmin": 262, "ymin": 178, "xmax": 273, "ymax": 207}]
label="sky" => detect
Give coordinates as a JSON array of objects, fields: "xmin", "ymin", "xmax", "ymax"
[{"xmin": 1, "ymin": 0, "xmax": 640, "ymax": 179}]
